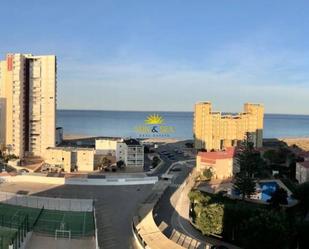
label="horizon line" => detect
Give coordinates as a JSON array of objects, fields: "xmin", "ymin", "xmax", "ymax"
[{"xmin": 56, "ymin": 108, "xmax": 309, "ymax": 116}]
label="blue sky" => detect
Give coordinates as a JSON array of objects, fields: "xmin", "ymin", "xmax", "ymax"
[{"xmin": 1, "ymin": 0, "xmax": 309, "ymax": 114}]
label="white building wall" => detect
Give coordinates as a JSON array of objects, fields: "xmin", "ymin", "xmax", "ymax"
[
  {"xmin": 296, "ymin": 163, "xmax": 309, "ymax": 184},
  {"xmin": 95, "ymin": 139, "xmax": 118, "ymax": 156},
  {"xmin": 116, "ymin": 142, "xmax": 125, "ymax": 162}
]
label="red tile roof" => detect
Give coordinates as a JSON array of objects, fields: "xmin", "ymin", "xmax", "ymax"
[{"xmin": 198, "ymin": 147, "xmax": 235, "ymax": 164}]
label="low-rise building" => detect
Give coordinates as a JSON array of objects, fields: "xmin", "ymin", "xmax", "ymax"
[
  {"xmin": 296, "ymin": 161, "xmax": 309, "ymax": 184},
  {"xmin": 196, "ymin": 147, "xmax": 236, "ymax": 179},
  {"xmin": 45, "ymin": 147, "xmax": 94, "ymax": 172},
  {"xmin": 95, "ymin": 138, "xmax": 144, "ymax": 168},
  {"xmin": 123, "ymin": 139, "xmax": 144, "ymax": 168},
  {"xmin": 95, "ymin": 138, "xmax": 119, "ymax": 156}
]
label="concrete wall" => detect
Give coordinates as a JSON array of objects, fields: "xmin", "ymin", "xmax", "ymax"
[
  {"xmin": 45, "ymin": 148, "xmax": 72, "ymax": 172},
  {"xmin": 75, "ymin": 149, "xmax": 94, "ymax": 171},
  {"xmin": 95, "ymin": 139, "xmax": 118, "ymax": 156},
  {"xmin": 1, "ymin": 174, "xmax": 158, "ymax": 186},
  {"xmin": 45, "ymin": 147, "xmax": 95, "ymax": 172}
]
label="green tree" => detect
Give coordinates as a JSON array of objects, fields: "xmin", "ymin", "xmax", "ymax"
[
  {"xmin": 202, "ymin": 168, "xmax": 213, "ymax": 181},
  {"xmin": 233, "ymin": 139, "xmax": 261, "ymax": 199},
  {"xmin": 236, "ymin": 139, "xmax": 264, "ymax": 178},
  {"xmin": 116, "ymin": 160, "xmax": 125, "ymax": 168},
  {"xmin": 263, "ymin": 149, "xmax": 279, "ymax": 164},
  {"xmin": 269, "ymin": 187, "xmax": 288, "ymax": 208},
  {"xmin": 240, "ymin": 210, "xmax": 289, "ymax": 249},
  {"xmin": 196, "ymin": 203, "xmax": 224, "ymax": 235},
  {"xmin": 293, "ymin": 181, "xmax": 309, "ymax": 213},
  {"xmin": 234, "ymin": 174, "xmax": 256, "ymax": 199},
  {"xmin": 188, "ymin": 190, "xmax": 211, "ymax": 205},
  {"xmin": 101, "ymin": 157, "xmax": 111, "ymax": 168}
]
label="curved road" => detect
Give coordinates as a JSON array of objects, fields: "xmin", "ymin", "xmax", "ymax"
[{"xmin": 154, "ymin": 159, "xmax": 241, "ymax": 249}]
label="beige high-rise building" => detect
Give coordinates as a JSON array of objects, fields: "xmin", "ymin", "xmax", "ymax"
[
  {"xmin": 0, "ymin": 53, "xmax": 56, "ymax": 158},
  {"xmin": 193, "ymin": 102, "xmax": 264, "ymax": 151}
]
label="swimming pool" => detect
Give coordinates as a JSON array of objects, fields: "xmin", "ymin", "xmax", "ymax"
[
  {"xmin": 259, "ymin": 181, "xmax": 278, "ymax": 201},
  {"xmin": 232, "ymin": 180, "xmax": 295, "ymax": 204}
]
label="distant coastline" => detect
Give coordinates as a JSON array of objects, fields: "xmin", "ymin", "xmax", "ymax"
[
  {"xmin": 58, "ymin": 108, "xmax": 309, "ymax": 116},
  {"xmin": 57, "ymin": 110, "xmax": 309, "ymax": 140}
]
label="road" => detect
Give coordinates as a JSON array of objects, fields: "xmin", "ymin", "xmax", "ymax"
[
  {"xmin": 154, "ymin": 158, "xmax": 241, "ymax": 249},
  {"xmin": 148, "ymin": 141, "xmax": 195, "ymax": 177}
]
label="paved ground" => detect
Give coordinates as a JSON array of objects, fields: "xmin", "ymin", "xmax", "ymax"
[
  {"xmin": 26, "ymin": 233, "xmax": 96, "ymax": 249},
  {"xmin": 32, "ymin": 184, "xmax": 153, "ymax": 249},
  {"xmin": 0, "ymin": 182, "xmax": 58, "ymax": 194},
  {"xmin": 0, "ymin": 181, "xmax": 153, "ymax": 249}
]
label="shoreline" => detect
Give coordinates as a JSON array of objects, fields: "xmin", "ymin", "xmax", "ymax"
[{"xmin": 63, "ymin": 134, "xmax": 309, "ymax": 151}]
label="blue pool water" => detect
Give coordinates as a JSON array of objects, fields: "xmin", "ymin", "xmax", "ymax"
[
  {"xmin": 233, "ymin": 181, "xmax": 294, "ymax": 204},
  {"xmin": 259, "ymin": 182, "xmax": 278, "ymax": 201}
]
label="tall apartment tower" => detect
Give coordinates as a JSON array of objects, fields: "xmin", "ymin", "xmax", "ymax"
[
  {"xmin": 0, "ymin": 53, "xmax": 56, "ymax": 158},
  {"xmin": 193, "ymin": 102, "xmax": 264, "ymax": 151}
]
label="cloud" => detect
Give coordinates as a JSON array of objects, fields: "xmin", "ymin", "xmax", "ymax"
[{"xmin": 56, "ymin": 33, "xmax": 309, "ymax": 114}]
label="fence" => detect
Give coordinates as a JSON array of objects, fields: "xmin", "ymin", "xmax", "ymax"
[
  {"xmin": 0, "ymin": 213, "xmax": 32, "ymax": 249},
  {"xmin": 0, "ymin": 192, "xmax": 93, "ymax": 212}
]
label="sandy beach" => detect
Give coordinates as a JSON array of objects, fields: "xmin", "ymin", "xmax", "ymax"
[{"xmin": 281, "ymin": 137, "xmax": 309, "ymax": 151}]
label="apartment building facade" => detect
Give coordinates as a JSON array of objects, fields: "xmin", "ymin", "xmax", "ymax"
[
  {"xmin": 95, "ymin": 138, "xmax": 144, "ymax": 168},
  {"xmin": 0, "ymin": 53, "xmax": 56, "ymax": 158},
  {"xmin": 193, "ymin": 102, "xmax": 264, "ymax": 151},
  {"xmin": 46, "ymin": 147, "xmax": 95, "ymax": 172}
]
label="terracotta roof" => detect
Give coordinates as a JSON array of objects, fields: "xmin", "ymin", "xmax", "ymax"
[
  {"xmin": 198, "ymin": 147, "xmax": 235, "ymax": 163},
  {"xmin": 298, "ymin": 161, "xmax": 309, "ymax": 169}
]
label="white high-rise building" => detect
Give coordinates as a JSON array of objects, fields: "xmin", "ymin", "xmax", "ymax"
[{"xmin": 0, "ymin": 53, "xmax": 56, "ymax": 158}]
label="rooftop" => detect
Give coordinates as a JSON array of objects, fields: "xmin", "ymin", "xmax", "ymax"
[
  {"xmin": 198, "ymin": 147, "xmax": 235, "ymax": 163},
  {"xmin": 124, "ymin": 138, "xmax": 141, "ymax": 146},
  {"xmin": 47, "ymin": 147, "xmax": 94, "ymax": 152}
]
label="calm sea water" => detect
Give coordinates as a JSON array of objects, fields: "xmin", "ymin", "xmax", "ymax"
[{"xmin": 57, "ymin": 110, "xmax": 309, "ymax": 139}]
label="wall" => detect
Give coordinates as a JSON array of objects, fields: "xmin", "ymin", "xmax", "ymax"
[
  {"xmin": 45, "ymin": 148, "xmax": 72, "ymax": 172},
  {"xmin": 95, "ymin": 139, "xmax": 118, "ymax": 156},
  {"xmin": 296, "ymin": 163, "xmax": 309, "ymax": 184},
  {"xmin": 197, "ymin": 156, "xmax": 234, "ymax": 179},
  {"xmin": 76, "ymin": 149, "xmax": 94, "ymax": 171},
  {"xmin": 0, "ymin": 175, "xmax": 158, "ymax": 186}
]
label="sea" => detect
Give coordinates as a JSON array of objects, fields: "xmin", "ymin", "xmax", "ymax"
[{"xmin": 57, "ymin": 110, "xmax": 309, "ymax": 139}]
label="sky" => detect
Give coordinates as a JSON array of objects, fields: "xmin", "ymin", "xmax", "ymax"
[{"xmin": 1, "ymin": 0, "xmax": 309, "ymax": 114}]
